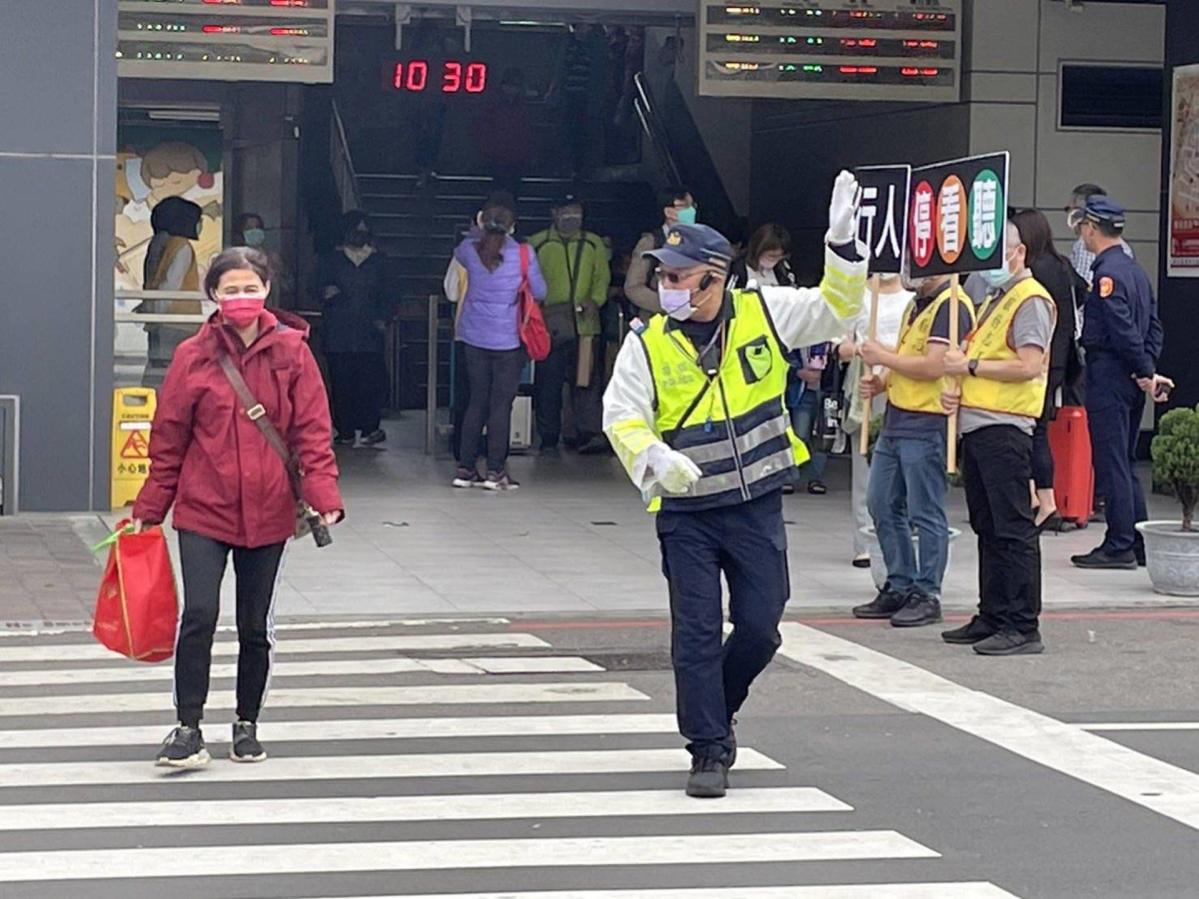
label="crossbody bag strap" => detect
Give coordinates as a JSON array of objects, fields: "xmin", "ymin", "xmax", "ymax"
[{"xmin": 217, "ymin": 351, "xmax": 303, "ymax": 499}]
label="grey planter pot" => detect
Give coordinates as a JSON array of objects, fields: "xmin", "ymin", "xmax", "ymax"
[
  {"xmin": 860, "ymin": 526, "xmax": 962, "ymax": 591},
  {"xmin": 1136, "ymin": 521, "xmax": 1199, "ymax": 596}
]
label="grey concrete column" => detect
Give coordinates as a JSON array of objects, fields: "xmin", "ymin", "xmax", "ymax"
[{"xmin": 0, "ymin": 0, "xmax": 116, "ymax": 511}]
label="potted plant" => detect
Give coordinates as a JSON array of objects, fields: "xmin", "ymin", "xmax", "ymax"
[{"xmin": 1140, "ymin": 405, "xmax": 1199, "ymax": 595}]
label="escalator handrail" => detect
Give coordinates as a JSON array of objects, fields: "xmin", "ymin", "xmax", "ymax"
[{"xmin": 634, "ymin": 72, "xmax": 683, "ymax": 187}]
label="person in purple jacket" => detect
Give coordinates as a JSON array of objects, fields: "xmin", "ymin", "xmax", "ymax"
[{"xmin": 452, "ymin": 194, "xmax": 548, "ymax": 490}]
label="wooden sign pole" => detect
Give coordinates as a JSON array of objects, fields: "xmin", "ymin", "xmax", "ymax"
[
  {"xmin": 947, "ymin": 272, "xmax": 962, "ymax": 474},
  {"xmin": 859, "ymin": 273, "xmax": 881, "ymax": 456}
]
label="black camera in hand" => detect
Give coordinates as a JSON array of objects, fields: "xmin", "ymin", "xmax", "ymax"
[{"xmin": 306, "ymin": 510, "xmax": 333, "ymax": 548}]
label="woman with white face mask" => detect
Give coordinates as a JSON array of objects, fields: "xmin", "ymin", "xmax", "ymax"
[
  {"xmin": 451, "ymin": 194, "xmax": 549, "ymax": 490},
  {"xmin": 132, "ymin": 247, "xmax": 343, "ymax": 768}
]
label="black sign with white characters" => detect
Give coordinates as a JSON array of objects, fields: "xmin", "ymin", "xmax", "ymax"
[{"xmin": 855, "ymin": 165, "xmax": 912, "ymax": 275}]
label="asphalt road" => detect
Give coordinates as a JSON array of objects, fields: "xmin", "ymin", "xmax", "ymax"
[{"xmin": 2, "ymin": 611, "xmax": 1198, "ymax": 898}]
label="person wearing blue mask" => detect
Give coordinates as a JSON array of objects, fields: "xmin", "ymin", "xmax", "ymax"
[
  {"xmin": 940, "ymin": 221, "xmax": 1056, "ymax": 656},
  {"xmin": 602, "ymin": 172, "xmax": 867, "ymax": 797},
  {"xmin": 624, "ymin": 186, "xmax": 699, "ymax": 314}
]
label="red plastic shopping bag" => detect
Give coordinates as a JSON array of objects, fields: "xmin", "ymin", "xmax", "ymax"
[{"xmin": 92, "ymin": 521, "xmax": 179, "ymax": 662}]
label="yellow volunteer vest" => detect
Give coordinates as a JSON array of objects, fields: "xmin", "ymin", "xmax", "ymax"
[
  {"xmin": 886, "ymin": 286, "xmax": 975, "ymax": 415},
  {"xmin": 960, "ymin": 277, "xmax": 1055, "ymax": 418},
  {"xmin": 638, "ymin": 288, "xmax": 809, "ymax": 510}
]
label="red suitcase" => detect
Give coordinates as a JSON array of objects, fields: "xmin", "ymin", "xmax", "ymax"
[{"xmin": 1048, "ymin": 406, "xmax": 1094, "ymax": 526}]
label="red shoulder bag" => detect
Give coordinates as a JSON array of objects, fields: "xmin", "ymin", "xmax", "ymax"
[{"xmin": 518, "ymin": 243, "xmax": 551, "ymax": 361}]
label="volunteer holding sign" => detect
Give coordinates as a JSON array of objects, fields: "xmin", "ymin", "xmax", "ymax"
[{"xmin": 941, "ymin": 220, "xmax": 1055, "ymax": 656}]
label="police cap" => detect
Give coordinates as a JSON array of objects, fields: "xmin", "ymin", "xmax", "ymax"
[
  {"xmin": 644, "ymin": 223, "xmax": 733, "ymax": 270},
  {"xmin": 1083, "ymin": 195, "xmax": 1126, "ymax": 230}
]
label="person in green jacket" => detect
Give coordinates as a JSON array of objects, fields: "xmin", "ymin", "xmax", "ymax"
[{"xmin": 530, "ymin": 193, "xmax": 612, "ymax": 455}]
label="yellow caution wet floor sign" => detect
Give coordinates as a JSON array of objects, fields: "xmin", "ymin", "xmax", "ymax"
[{"xmin": 111, "ymin": 387, "xmax": 156, "ymax": 509}]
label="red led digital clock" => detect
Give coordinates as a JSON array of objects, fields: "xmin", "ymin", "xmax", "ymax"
[{"xmin": 389, "ymin": 60, "xmax": 488, "ymax": 93}]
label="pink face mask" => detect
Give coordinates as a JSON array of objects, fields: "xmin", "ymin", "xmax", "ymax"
[{"xmin": 220, "ymin": 295, "xmax": 265, "ymax": 329}]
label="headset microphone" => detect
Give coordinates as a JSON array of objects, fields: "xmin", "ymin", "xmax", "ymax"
[{"xmin": 699, "ymin": 273, "xmax": 715, "ymax": 291}]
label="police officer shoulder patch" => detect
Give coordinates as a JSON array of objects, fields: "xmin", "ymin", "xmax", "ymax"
[{"xmin": 1099, "ymin": 276, "xmax": 1115, "ymax": 299}]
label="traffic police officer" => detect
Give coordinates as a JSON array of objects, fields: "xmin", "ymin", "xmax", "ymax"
[
  {"xmin": 1069, "ymin": 196, "xmax": 1170, "ymax": 570},
  {"xmin": 602, "ymin": 172, "xmax": 866, "ymax": 797}
]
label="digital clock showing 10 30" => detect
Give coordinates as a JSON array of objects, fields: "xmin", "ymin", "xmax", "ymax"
[{"xmin": 389, "ymin": 60, "xmax": 488, "ymax": 93}]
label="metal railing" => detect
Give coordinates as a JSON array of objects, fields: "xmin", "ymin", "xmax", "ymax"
[
  {"xmin": 330, "ymin": 100, "xmax": 362, "ymax": 213},
  {"xmin": 114, "ymin": 290, "xmax": 212, "ymax": 326},
  {"xmin": 634, "ymin": 71, "xmax": 682, "ymax": 187},
  {"xmin": 425, "ymin": 294, "xmax": 440, "ymax": 455}
]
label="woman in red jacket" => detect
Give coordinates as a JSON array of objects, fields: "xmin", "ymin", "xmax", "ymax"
[{"xmin": 133, "ymin": 246, "xmax": 343, "ymax": 769}]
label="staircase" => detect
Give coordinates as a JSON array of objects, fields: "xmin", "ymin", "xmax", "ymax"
[{"xmin": 357, "ymin": 173, "xmax": 658, "ymax": 410}]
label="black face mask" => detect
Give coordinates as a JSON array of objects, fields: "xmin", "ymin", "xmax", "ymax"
[{"xmin": 346, "ymin": 230, "xmax": 371, "ymax": 248}]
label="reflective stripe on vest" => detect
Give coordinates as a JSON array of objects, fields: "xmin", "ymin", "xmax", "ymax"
[
  {"xmin": 886, "ymin": 287, "xmax": 976, "ymax": 415},
  {"xmin": 960, "ymin": 277, "xmax": 1055, "ymax": 418},
  {"xmin": 638, "ymin": 289, "xmax": 808, "ymax": 510}
]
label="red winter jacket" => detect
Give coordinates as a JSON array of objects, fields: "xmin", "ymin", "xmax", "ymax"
[{"xmin": 133, "ymin": 310, "xmax": 343, "ymax": 548}]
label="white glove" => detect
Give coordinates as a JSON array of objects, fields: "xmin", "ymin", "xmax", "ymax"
[
  {"xmin": 646, "ymin": 443, "xmax": 703, "ymax": 495},
  {"xmin": 827, "ymin": 170, "xmax": 860, "ymax": 245}
]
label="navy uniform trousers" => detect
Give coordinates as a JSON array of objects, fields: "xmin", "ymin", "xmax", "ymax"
[
  {"xmin": 1086, "ymin": 355, "xmax": 1149, "ymax": 556},
  {"xmin": 655, "ymin": 489, "xmax": 789, "ymax": 762}
]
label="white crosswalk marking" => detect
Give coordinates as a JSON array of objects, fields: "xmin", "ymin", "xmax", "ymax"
[
  {"xmin": 0, "ymin": 787, "xmax": 852, "ymax": 831},
  {"xmin": 2, "ymin": 654, "xmax": 602, "ymax": 686},
  {"xmin": 0, "ymin": 631, "xmax": 548, "ymax": 663},
  {"xmin": 0, "ymin": 831, "xmax": 939, "ymax": 882},
  {"xmin": 0, "ymin": 747, "xmax": 783, "ymax": 788},
  {"xmin": 0, "ymin": 681, "xmax": 646, "ymax": 717},
  {"xmin": 0, "ymin": 623, "xmax": 1020, "ymax": 897},
  {"xmin": 318, "ymin": 889, "xmax": 1018, "ymax": 899},
  {"xmin": 0, "ymin": 713, "xmax": 680, "ymax": 749}
]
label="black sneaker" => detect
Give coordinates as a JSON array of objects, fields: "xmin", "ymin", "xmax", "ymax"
[
  {"xmin": 851, "ymin": 554, "xmax": 872, "ymax": 569},
  {"xmin": 890, "ymin": 593, "xmax": 943, "ymax": 628},
  {"xmin": 483, "ymin": 471, "xmax": 520, "ymax": 491},
  {"xmin": 360, "ymin": 429, "xmax": 386, "ymax": 446},
  {"xmin": 451, "ymin": 467, "xmax": 483, "ymax": 488},
  {"xmin": 333, "ymin": 434, "xmax": 355, "ymax": 447},
  {"xmin": 941, "ymin": 616, "xmax": 997, "ymax": 645},
  {"xmin": 155, "ymin": 725, "xmax": 210, "ymax": 769},
  {"xmin": 1071, "ymin": 548, "xmax": 1137, "ymax": 570},
  {"xmin": 973, "ymin": 628, "xmax": 1045, "ymax": 656},
  {"xmin": 230, "ymin": 720, "xmax": 267, "ymax": 763},
  {"xmin": 685, "ymin": 756, "xmax": 729, "ymax": 798},
  {"xmin": 852, "ymin": 588, "xmax": 908, "ymax": 620}
]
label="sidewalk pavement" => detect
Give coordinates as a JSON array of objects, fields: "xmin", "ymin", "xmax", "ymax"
[{"xmin": 2, "ymin": 417, "xmax": 1189, "ymax": 628}]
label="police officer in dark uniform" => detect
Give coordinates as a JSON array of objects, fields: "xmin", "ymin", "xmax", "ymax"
[{"xmin": 1071, "ymin": 196, "xmax": 1171, "ymax": 569}]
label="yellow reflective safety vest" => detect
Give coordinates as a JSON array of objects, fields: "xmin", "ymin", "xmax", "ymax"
[
  {"xmin": 960, "ymin": 277, "xmax": 1055, "ymax": 418},
  {"xmin": 886, "ymin": 286, "xmax": 975, "ymax": 415},
  {"xmin": 636, "ymin": 288, "xmax": 809, "ymax": 512}
]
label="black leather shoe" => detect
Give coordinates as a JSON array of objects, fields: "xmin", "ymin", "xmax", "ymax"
[
  {"xmin": 941, "ymin": 616, "xmax": 997, "ymax": 645},
  {"xmin": 973, "ymin": 628, "xmax": 1044, "ymax": 656},
  {"xmin": 891, "ymin": 594, "xmax": 943, "ymax": 628},
  {"xmin": 1071, "ymin": 548, "xmax": 1137, "ymax": 570},
  {"xmin": 685, "ymin": 756, "xmax": 729, "ymax": 798},
  {"xmin": 852, "ymin": 589, "xmax": 908, "ymax": 620}
]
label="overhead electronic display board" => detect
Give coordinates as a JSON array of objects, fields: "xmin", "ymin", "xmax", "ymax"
[
  {"xmin": 698, "ymin": 0, "xmax": 961, "ymax": 102},
  {"xmin": 117, "ymin": 0, "xmax": 335, "ymax": 84}
]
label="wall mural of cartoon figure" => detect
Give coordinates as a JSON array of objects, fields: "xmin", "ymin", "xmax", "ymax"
[
  {"xmin": 115, "ymin": 130, "xmax": 224, "ymax": 294},
  {"xmin": 114, "ymin": 125, "xmax": 224, "ymax": 385}
]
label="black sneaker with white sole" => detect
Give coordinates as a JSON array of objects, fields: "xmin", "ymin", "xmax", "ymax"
[
  {"xmin": 155, "ymin": 725, "xmax": 210, "ymax": 768},
  {"xmin": 230, "ymin": 720, "xmax": 267, "ymax": 762}
]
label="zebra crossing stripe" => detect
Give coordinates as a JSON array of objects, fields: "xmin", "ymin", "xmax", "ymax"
[
  {"xmin": 313, "ymin": 886, "xmax": 1018, "ymax": 899},
  {"xmin": 0, "ymin": 747, "xmax": 784, "ymax": 788},
  {"xmin": 0, "ymin": 786, "xmax": 851, "ymax": 831},
  {"xmin": 0, "ymin": 713, "xmax": 679, "ymax": 750},
  {"xmin": 0, "ymin": 831, "xmax": 938, "ymax": 882},
  {"xmin": 0, "ymin": 681, "xmax": 647, "ymax": 717},
  {"xmin": 0, "ymin": 632, "xmax": 549, "ymax": 664},
  {"xmin": 0, "ymin": 655, "xmax": 602, "ymax": 686}
]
